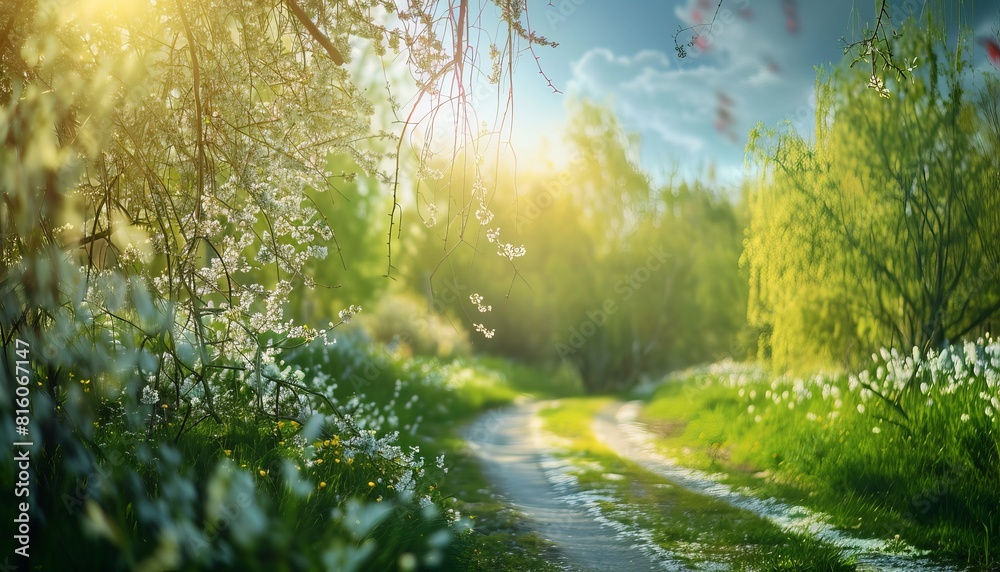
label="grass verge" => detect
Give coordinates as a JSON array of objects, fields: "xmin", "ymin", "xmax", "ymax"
[
  {"xmin": 638, "ymin": 344, "xmax": 999, "ymax": 570},
  {"xmin": 536, "ymin": 397, "xmax": 854, "ymax": 571}
]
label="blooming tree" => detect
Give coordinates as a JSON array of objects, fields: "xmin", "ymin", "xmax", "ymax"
[{"xmin": 1, "ymin": 0, "xmax": 550, "ymax": 422}]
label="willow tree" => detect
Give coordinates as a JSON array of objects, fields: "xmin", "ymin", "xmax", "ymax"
[{"xmin": 745, "ymin": 14, "xmax": 1000, "ymax": 373}]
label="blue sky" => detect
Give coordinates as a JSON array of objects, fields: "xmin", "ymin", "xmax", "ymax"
[{"xmin": 495, "ymin": 0, "xmax": 999, "ymax": 187}]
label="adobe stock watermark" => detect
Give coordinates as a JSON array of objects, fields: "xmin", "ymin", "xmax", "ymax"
[
  {"xmin": 555, "ymin": 246, "xmax": 671, "ymax": 359},
  {"xmin": 521, "ymin": 152, "xmax": 628, "ymax": 226},
  {"xmin": 874, "ymin": 457, "xmax": 968, "ymax": 543},
  {"xmin": 11, "ymin": 338, "xmax": 35, "ymax": 565},
  {"xmin": 543, "ymin": 0, "xmax": 588, "ymax": 31}
]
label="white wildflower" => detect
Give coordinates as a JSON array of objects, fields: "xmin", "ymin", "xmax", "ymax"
[
  {"xmin": 475, "ymin": 204, "xmax": 494, "ymax": 225},
  {"xmin": 469, "ymin": 293, "xmax": 491, "ymax": 313},
  {"xmin": 338, "ymin": 304, "xmax": 362, "ymax": 324},
  {"xmin": 425, "ymin": 203, "xmax": 439, "ymax": 228},
  {"xmin": 141, "ymin": 386, "xmax": 159, "ymax": 405},
  {"xmin": 498, "ymin": 243, "xmax": 526, "ymax": 260}
]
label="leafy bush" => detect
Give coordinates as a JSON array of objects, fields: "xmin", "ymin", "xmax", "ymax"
[{"xmin": 359, "ymin": 293, "xmax": 472, "ymax": 359}]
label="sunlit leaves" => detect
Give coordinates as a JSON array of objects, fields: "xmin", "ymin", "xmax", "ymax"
[
  {"xmin": 405, "ymin": 101, "xmax": 748, "ymax": 391},
  {"xmin": 745, "ymin": 16, "xmax": 1000, "ymax": 372}
]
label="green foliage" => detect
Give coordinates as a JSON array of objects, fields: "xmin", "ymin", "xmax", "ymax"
[
  {"xmin": 642, "ymin": 340, "xmax": 1000, "ymax": 569},
  {"xmin": 745, "ymin": 14, "xmax": 1000, "ymax": 372},
  {"xmin": 403, "ymin": 100, "xmax": 750, "ymax": 392},
  {"xmin": 358, "ymin": 292, "xmax": 472, "ymax": 359},
  {"xmin": 291, "ymin": 153, "xmax": 396, "ymax": 325}
]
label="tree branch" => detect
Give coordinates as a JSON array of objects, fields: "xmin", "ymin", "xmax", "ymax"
[{"xmin": 286, "ymin": 0, "xmax": 344, "ymax": 66}]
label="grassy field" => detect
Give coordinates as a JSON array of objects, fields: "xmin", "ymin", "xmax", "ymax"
[{"xmin": 638, "ymin": 338, "xmax": 1000, "ymax": 570}]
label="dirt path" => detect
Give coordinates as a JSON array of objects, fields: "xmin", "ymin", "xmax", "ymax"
[
  {"xmin": 465, "ymin": 399, "xmax": 959, "ymax": 572},
  {"xmin": 592, "ymin": 401, "xmax": 958, "ymax": 572},
  {"xmin": 462, "ymin": 400, "xmax": 687, "ymax": 572}
]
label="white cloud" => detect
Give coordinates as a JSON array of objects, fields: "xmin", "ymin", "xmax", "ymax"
[
  {"xmin": 563, "ymin": 1, "xmax": 860, "ymax": 183},
  {"xmin": 568, "ymin": 48, "xmax": 674, "ymax": 95},
  {"xmin": 646, "ymin": 117, "xmax": 706, "ymax": 152}
]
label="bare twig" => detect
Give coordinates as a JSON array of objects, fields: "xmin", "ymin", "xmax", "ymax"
[
  {"xmin": 841, "ymin": 0, "xmax": 916, "ymax": 94},
  {"xmin": 672, "ymin": 0, "xmax": 723, "ymax": 59}
]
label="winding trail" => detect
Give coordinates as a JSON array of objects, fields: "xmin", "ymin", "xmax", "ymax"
[
  {"xmin": 593, "ymin": 401, "xmax": 958, "ymax": 572},
  {"xmin": 462, "ymin": 400, "xmax": 685, "ymax": 571},
  {"xmin": 464, "ymin": 398, "xmax": 961, "ymax": 572}
]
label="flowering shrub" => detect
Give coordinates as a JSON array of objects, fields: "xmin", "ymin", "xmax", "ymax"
[
  {"xmin": 0, "ymin": 322, "xmax": 504, "ymax": 570},
  {"xmin": 698, "ymin": 336, "xmax": 1000, "ymax": 442}
]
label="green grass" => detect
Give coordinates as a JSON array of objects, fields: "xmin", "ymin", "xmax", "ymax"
[
  {"xmin": 638, "ymin": 350, "xmax": 1000, "ymax": 571},
  {"xmin": 279, "ymin": 334, "xmax": 584, "ymax": 570},
  {"xmin": 535, "ymin": 397, "xmax": 854, "ymax": 571},
  {"xmin": 1, "ymin": 333, "xmax": 581, "ymax": 571}
]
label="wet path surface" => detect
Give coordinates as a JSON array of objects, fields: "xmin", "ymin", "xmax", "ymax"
[{"xmin": 462, "ymin": 400, "xmax": 683, "ymax": 572}]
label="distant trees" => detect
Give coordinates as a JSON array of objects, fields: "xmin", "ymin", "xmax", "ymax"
[
  {"xmin": 407, "ymin": 100, "xmax": 749, "ymax": 392},
  {"xmin": 744, "ymin": 16, "xmax": 1000, "ymax": 372}
]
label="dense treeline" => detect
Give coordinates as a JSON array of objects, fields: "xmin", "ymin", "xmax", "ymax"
[{"xmin": 375, "ymin": 14, "xmax": 1000, "ymax": 390}]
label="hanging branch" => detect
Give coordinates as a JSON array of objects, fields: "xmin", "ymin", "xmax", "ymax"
[
  {"xmin": 455, "ymin": 0, "xmax": 467, "ymax": 77},
  {"xmin": 841, "ymin": 0, "xmax": 916, "ymax": 97},
  {"xmin": 672, "ymin": 0, "xmax": 723, "ymax": 59},
  {"xmin": 175, "ymin": 0, "xmax": 204, "ymax": 223},
  {"xmin": 286, "ymin": 0, "xmax": 344, "ymax": 66}
]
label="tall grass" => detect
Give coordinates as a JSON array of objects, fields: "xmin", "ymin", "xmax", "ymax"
[
  {"xmin": 0, "ymin": 329, "xmax": 575, "ymax": 570},
  {"xmin": 642, "ymin": 335, "xmax": 1000, "ymax": 569}
]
